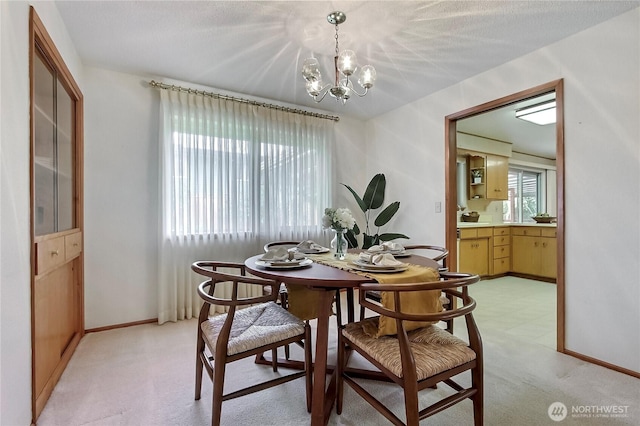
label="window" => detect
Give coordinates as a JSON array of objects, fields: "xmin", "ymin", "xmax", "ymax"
[{"xmin": 503, "ymin": 167, "xmax": 543, "ymax": 223}]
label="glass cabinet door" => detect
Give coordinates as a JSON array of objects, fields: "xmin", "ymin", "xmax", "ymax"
[{"xmin": 33, "ymin": 48, "xmax": 75, "ymax": 236}]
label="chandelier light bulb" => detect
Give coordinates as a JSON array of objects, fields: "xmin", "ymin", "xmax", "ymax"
[
  {"xmin": 306, "ymin": 80, "xmax": 323, "ymax": 97},
  {"xmin": 338, "ymin": 50, "xmax": 357, "ymax": 76},
  {"xmin": 301, "ymin": 58, "xmax": 322, "ymax": 82},
  {"xmin": 358, "ymin": 65, "xmax": 376, "ymax": 89}
]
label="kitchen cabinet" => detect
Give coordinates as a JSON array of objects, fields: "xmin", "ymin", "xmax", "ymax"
[
  {"xmin": 491, "ymin": 226, "xmax": 510, "ymax": 276},
  {"xmin": 467, "ymin": 154, "xmax": 486, "ymax": 199},
  {"xmin": 486, "ymin": 154, "xmax": 509, "ymax": 200},
  {"xmin": 458, "ymin": 227, "xmax": 492, "ymax": 276},
  {"xmin": 511, "ymin": 227, "xmax": 557, "ymax": 279},
  {"xmin": 464, "ymin": 152, "xmax": 508, "ymax": 201}
]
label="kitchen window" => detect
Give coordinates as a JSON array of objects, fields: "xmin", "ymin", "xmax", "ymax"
[{"xmin": 503, "ymin": 167, "xmax": 544, "ymax": 223}]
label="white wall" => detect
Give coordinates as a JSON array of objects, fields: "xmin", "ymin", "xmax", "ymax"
[
  {"xmin": 0, "ymin": 1, "xmax": 84, "ymax": 424},
  {"xmin": 82, "ymin": 68, "xmax": 368, "ymax": 328},
  {"xmin": 366, "ymin": 8, "xmax": 640, "ymax": 372}
]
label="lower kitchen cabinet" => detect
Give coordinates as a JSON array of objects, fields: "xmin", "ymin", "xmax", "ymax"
[
  {"xmin": 458, "ymin": 227, "xmax": 492, "ymax": 276},
  {"xmin": 511, "ymin": 227, "xmax": 557, "ymax": 279}
]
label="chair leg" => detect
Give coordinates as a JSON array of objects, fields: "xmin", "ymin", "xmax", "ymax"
[
  {"xmin": 211, "ymin": 357, "xmax": 227, "ymax": 426},
  {"xmin": 403, "ymin": 384, "xmax": 420, "ymax": 426},
  {"xmin": 195, "ymin": 336, "xmax": 205, "ymax": 400},
  {"xmin": 359, "ymin": 304, "xmax": 366, "ymax": 321},
  {"xmin": 304, "ymin": 323, "xmax": 313, "ymax": 413},
  {"xmin": 271, "ymin": 348, "xmax": 278, "ymax": 372},
  {"xmin": 336, "ymin": 329, "xmax": 344, "ymax": 415}
]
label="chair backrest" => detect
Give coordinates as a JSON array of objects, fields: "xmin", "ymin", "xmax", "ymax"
[
  {"xmin": 359, "ymin": 272, "xmax": 477, "ymax": 324},
  {"xmin": 263, "ymin": 241, "xmax": 301, "ymax": 253},
  {"xmin": 404, "ymin": 244, "xmax": 449, "ymax": 270},
  {"xmin": 191, "ymin": 261, "xmax": 279, "ymax": 310}
]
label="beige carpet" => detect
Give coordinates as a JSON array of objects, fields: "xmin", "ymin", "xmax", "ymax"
[{"xmin": 38, "ymin": 292, "xmax": 639, "ymax": 425}]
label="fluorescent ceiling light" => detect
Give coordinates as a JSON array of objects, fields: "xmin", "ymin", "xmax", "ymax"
[{"xmin": 515, "ymin": 101, "xmax": 556, "ymax": 125}]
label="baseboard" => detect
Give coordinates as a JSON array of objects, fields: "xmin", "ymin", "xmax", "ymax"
[
  {"xmin": 563, "ymin": 349, "xmax": 640, "ymax": 379},
  {"xmin": 85, "ymin": 318, "xmax": 157, "ymax": 333}
]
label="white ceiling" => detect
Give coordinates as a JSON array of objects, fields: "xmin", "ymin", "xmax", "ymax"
[{"xmin": 55, "ymin": 1, "xmax": 638, "ymax": 157}]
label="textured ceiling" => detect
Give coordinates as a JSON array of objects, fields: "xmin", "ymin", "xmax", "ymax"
[{"xmin": 55, "ymin": 1, "xmax": 638, "ymax": 157}]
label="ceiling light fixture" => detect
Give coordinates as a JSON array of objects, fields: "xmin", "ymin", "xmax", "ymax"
[
  {"xmin": 301, "ymin": 11, "xmax": 376, "ymax": 104},
  {"xmin": 515, "ymin": 100, "xmax": 557, "ymax": 125}
]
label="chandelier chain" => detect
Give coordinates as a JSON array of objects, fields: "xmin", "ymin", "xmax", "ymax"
[{"xmin": 334, "ymin": 24, "xmax": 340, "ymax": 57}]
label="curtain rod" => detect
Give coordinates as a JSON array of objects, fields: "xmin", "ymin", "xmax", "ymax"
[{"xmin": 148, "ymin": 80, "xmax": 340, "ymax": 122}]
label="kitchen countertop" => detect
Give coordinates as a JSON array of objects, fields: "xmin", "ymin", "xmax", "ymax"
[{"xmin": 457, "ymin": 222, "xmax": 557, "ymax": 228}]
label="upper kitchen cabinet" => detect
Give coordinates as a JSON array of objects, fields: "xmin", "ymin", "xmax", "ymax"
[
  {"xmin": 462, "ymin": 150, "xmax": 509, "ymax": 201},
  {"xmin": 486, "ymin": 154, "xmax": 509, "ymax": 200}
]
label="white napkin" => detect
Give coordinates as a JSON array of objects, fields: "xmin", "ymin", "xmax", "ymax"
[
  {"xmin": 367, "ymin": 242, "xmax": 405, "ymax": 253},
  {"xmin": 297, "ymin": 240, "xmax": 325, "ymax": 252},
  {"xmin": 371, "ymin": 253, "xmax": 403, "ymax": 267},
  {"xmin": 260, "ymin": 247, "xmax": 292, "ymax": 261},
  {"xmin": 358, "ymin": 252, "xmax": 403, "ymax": 267}
]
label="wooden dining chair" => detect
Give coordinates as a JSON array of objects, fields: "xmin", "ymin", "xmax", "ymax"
[
  {"xmin": 359, "ymin": 245, "xmax": 453, "ymax": 333},
  {"xmin": 191, "ymin": 261, "xmax": 312, "ymax": 426},
  {"xmin": 337, "ymin": 272, "xmax": 482, "ymax": 426}
]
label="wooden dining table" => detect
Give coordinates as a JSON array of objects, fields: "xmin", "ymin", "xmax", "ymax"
[{"xmin": 245, "ymin": 251, "xmax": 439, "ymax": 426}]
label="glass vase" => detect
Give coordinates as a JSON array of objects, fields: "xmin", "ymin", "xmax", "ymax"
[{"xmin": 331, "ymin": 229, "xmax": 348, "ymax": 260}]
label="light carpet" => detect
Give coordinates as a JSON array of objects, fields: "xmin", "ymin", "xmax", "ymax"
[{"xmin": 38, "ymin": 302, "xmax": 638, "ymax": 425}]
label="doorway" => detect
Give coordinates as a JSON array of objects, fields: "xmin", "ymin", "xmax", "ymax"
[{"xmin": 444, "ymin": 80, "xmax": 565, "ymax": 351}]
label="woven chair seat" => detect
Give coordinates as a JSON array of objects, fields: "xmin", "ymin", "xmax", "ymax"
[
  {"xmin": 201, "ymin": 302, "xmax": 306, "ymax": 356},
  {"xmin": 343, "ymin": 318, "xmax": 476, "ymax": 380}
]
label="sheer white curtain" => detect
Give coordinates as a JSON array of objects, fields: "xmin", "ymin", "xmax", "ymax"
[{"xmin": 158, "ymin": 89, "xmax": 334, "ymax": 323}]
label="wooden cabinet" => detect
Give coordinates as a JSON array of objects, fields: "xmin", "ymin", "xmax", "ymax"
[
  {"xmin": 491, "ymin": 226, "xmax": 510, "ymax": 276},
  {"xmin": 30, "ymin": 8, "xmax": 84, "ymax": 421},
  {"xmin": 467, "ymin": 154, "xmax": 486, "ymax": 199},
  {"xmin": 464, "ymin": 152, "xmax": 508, "ymax": 201},
  {"xmin": 511, "ymin": 227, "xmax": 557, "ymax": 279},
  {"xmin": 458, "ymin": 227, "xmax": 492, "ymax": 276},
  {"xmin": 486, "ymin": 154, "xmax": 509, "ymax": 200}
]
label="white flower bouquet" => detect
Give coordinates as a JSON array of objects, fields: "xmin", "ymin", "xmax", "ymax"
[{"xmin": 322, "ymin": 207, "xmax": 356, "ymax": 231}]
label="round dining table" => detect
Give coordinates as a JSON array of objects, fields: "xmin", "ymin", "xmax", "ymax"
[{"xmin": 245, "ymin": 252, "xmax": 439, "ymax": 426}]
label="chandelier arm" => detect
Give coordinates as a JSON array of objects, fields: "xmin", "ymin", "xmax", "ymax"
[
  {"xmin": 310, "ymin": 84, "xmax": 333, "ymax": 103},
  {"xmin": 350, "ymin": 86, "xmax": 369, "ymax": 98}
]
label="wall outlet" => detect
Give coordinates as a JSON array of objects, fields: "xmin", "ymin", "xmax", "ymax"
[{"xmin": 435, "ymin": 202, "xmax": 442, "ymax": 213}]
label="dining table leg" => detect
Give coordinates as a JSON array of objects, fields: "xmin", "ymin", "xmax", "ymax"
[{"xmin": 311, "ymin": 289, "xmax": 337, "ymax": 426}]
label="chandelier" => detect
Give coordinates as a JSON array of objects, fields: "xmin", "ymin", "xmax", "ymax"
[{"xmin": 301, "ymin": 11, "xmax": 376, "ymax": 104}]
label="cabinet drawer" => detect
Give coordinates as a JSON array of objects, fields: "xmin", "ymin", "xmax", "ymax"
[
  {"xmin": 36, "ymin": 236, "xmax": 66, "ymax": 275},
  {"xmin": 459, "ymin": 227, "xmax": 492, "ymax": 239},
  {"xmin": 511, "ymin": 227, "xmax": 541, "ymax": 237},
  {"xmin": 65, "ymin": 231, "xmax": 82, "ymax": 260},
  {"xmin": 493, "ymin": 258, "xmax": 510, "ymax": 275},
  {"xmin": 493, "ymin": 227, "xmax": 510, "ymax": 236},
  {"xmin": 493, "ymin": 245, "xmax": 510, "ymax": 259},
  {"xmin": 493, "ymin": 235, "xmax": 510, "ymax": 246},
  {"xmin": 541, "ymin": 228, "xmax": 557, "ymax": 238}
]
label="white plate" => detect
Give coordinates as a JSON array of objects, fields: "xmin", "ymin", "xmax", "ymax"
[
  {"xmin": 296, "ymin": 247, "xmax": 330, "ymax": 254},
  {"xmin": 351, "ymin": 264, "xmax": 409, "ymax": 273},
  {"xmin": 255, "ymin": 258, "xmax": 313, "ymax": 269},
  {"xmin": 352, "ymin": 259, "xmax": 406, "ymax": 270}
]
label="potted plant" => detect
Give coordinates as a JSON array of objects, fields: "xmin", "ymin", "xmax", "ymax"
[
  {"xmin": 341, "ymin": 173, "xmax": 409, "ymax": 249},
  {"xmin": 471, "ymin": 169, "xmax": 483, "ymax": 184}
]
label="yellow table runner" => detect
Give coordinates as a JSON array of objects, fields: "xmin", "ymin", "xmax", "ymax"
[{"xmin": 288, "ymin": 253, "xmax": 441, "ymax": 337}]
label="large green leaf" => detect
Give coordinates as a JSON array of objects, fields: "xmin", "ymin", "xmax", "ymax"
[
  {"xmin": 345, "ymin": 230, "xmax": 358, "ymax": 248},
  {"xmin": 378, "ymin": 233, "xmax": 410, "ymax": 241},
  {"xmin": 362, "ymin": 233, "xmax": 379, "ymax": 249},
  {"xmin": 374, "ymin": 201, "xmax": 400, "ymax": 227},
  {"xmin": 362, "ymin": 174, "xmax": 386, "ymax": 211},
  {"xmin": 341, "ymin": 184, "xmax": 368, "ymax": 213}
]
